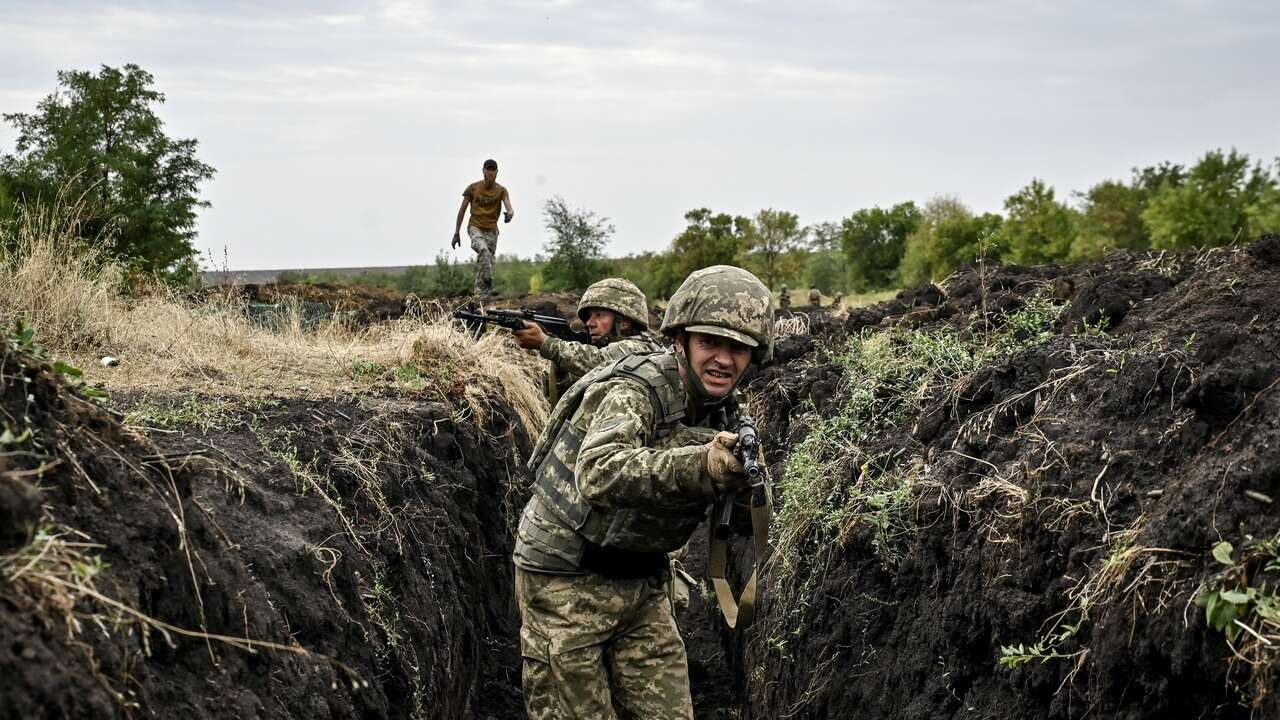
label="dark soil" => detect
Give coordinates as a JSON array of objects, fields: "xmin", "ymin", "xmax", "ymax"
[
  {"xmin": 10, "ymin": 236, "xmax": 1280, "ymax": 719},
  {"xmin": 0, "ymin": 348, "xmax": 531, "ymax": 719},
  {"xmin": 716, "ymin": 237, "xmax": 1280, "ymax": 719}
]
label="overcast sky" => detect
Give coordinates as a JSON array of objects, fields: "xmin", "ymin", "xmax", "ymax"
[{"xmin": 2, "ymin": 1, "xmax": 1277, "ymax": 270}]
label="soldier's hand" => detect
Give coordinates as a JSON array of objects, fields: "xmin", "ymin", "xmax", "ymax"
[
  {"xmin": 704, "ymin": 431, "xmax": 748, "ymax": 493},
  {"xmin": 451, "ymin": 232, "xmax": 461, "ymax": 249},
  {"xmin": 504, "ymin": 211, "xmax": 514, "ymax": 223},
  {"xmin": 512, "ymin": 322, "xmax": 546, "ymax": 350}
]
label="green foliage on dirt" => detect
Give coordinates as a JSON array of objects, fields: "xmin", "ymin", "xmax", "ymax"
[{"xmin": 774, "ymin": 297, "xmax": 1065, "ymax": 574}]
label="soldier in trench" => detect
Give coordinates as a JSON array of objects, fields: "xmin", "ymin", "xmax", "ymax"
[
  {"xmin": 511, "ymin": 278, "xmax": 662, "ymax": 385},
  {"xmin": 512, "ymin": 265, "xmax": 774, "ymax": 719}
]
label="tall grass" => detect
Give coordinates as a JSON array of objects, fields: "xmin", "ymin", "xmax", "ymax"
[
  {"xmin": 0, "ymin": 194, "xmax": 124, "ymax": 351},
  {"xmin": 0, "ymin": 197, "xmax": 550, "ymax": 435}
]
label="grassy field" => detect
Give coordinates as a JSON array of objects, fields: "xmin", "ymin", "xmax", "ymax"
[{"xmin": 0, "ymin": 198, "xmax": 551, "ymax": 435}]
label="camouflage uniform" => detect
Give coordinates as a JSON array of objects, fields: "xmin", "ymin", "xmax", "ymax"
[
  {"xmin": 468, "ymin": 225, "xmax": 499, "ymax": 295},
  {"xmin": 514, "ymin": 266, "xmax": 774, "ymax": 720},
  {"xmin": 539, "ymin": 278, "xmax": 662, "ymax": 383},
  {"xmin": 808, "ymin": 286, "xmax": 820, "ymax": 306}
]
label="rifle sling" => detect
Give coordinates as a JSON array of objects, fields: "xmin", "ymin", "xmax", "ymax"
[{"xmin": 708, "ymin": 490, "xmax": 771, "ymax": 630}]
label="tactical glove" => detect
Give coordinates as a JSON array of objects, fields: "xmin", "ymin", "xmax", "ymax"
[
  {"xmin": 504, "ymin": 211, "xmax": 514, "ymax": 223},
  {"xmin": 451, "ymin": 232, "xmax": 461, "ymax": 249},
  {"xmin": 704, "ymin": 431, "xmax": 749, "ymax": 493}
]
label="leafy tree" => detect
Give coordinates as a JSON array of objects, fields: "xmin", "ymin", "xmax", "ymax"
[
  {"xmin": 540, "ymin": 195, "xmax": 611, "ymax": 291},
  {"xmin": 1001, "ymin": 179, "xmax": 1076, "ymax": 265},
  {"xmin": 1071, "ymin": 162, "xmax": 1193, "ymax": 259},
  {"xmin": 804, "ymin": 250, "xmax": 846, "ymax": 294},
  {"xmin": 808, "ymin": 221, "xmax": 841, "ymax": 253},
  {"xmin": 898, "ymin": 197, "xmax": 1002, "ymax": 286},
  {"xmin": 0, "ymin": 64, "xmax": 215, "ymax": 279},
  {"xmin": 841, "ymin": 201, "xmax": 921, "ymax": 290},
  {"xmin": 1072, "ymin": 180, "xmax": 1148, "ymax": 259},
  {"xmin": 804, "ymin": 221, "xmax": 848, "ymax": 293},
  {"xmin": 739, "ymin": 208, "xmax": 806, "ymax": 289},
  {"xmin": 1247, "ymin": 170, "xmax": 1280, "ymax": 235},
  {"xmin": 674, "ymin": 208, "xmax": 751, "ymax": 270},
  {"xmin": 0, "ymin": 177, "xmax": 13, "ymax": 221},
  {"xmin": 1143, "ymin": 149, "xmax": 1277, "ymax": 249},
  {"xmin": 645, "ymin": 208, "xmax": 752, "ymax": 298},
  {"xmin": 1133, "ymin": 162, "xmax": 1186, "ymax": 197}
]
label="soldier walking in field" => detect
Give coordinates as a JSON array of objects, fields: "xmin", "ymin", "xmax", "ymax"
[
  {"xmin": 452, "ymin": 158, "xmax": 513, "ymax": 296},
  {"xmin": 513, "ymin": 265, "xmax": 775, "ymax": 719}
]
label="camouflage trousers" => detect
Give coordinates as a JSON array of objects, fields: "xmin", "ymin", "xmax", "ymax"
[
  {"xmin": 468, "ymin": 225, "xmax": 498, "ymax": 294},
  {"xmin": 515, "ymin": 567, "xmax": 694, "ymax": 720}
]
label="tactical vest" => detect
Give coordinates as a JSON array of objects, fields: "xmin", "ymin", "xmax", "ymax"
[{"xmin": 515, "ymin": 351, "xmax": 733, "ymax": 573}]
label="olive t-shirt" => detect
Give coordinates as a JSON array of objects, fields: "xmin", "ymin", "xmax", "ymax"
[{"xmin": 464, "ymin": 181, "xmax": 508, "ymax": 231}]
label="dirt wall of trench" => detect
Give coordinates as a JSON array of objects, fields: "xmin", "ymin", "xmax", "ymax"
[
  {"xmin": 0, "ymin": 352, "xmax": 531, "ymax": 719},
  {"xmin": 705, "ymin": 236, "xmax": 1280, "ymax": 719}
]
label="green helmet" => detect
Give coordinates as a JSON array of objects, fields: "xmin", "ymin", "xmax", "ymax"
[
  {"xmin": 577, "ymin": 278, "xmax": 649, "ymax": 330},
  {"xmin": 660, "ymin": 265, "xmax": 774, "ymax": 364}
]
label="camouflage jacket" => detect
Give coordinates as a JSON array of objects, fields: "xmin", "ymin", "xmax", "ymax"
[
  {"xmin": 538, "ymin": 333, "xmax": 664, "ymax": 383},
  {"xmin": 514, "ymin": 350, "xmax": 738, "ymax": 575}
]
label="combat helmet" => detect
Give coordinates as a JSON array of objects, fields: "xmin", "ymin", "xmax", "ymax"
[
  {"xmin": 578, "ymin": 278, "xmax": 649, "ymax": 332},
  {"xmin": 661, "ymin": 265, "xmax": 774, "ymax": 365}
]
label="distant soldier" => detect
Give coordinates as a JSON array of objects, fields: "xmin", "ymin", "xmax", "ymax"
[
  {"xmin": 779, "ymin": 284, "xmax": 791, "ymax": 310},
  {"xmin": 513, "ymin": 265, "xmax": 774, "ymax": 719},
  {"xmin": 833, "ymin": 291, "xmax": 844, "ymax": 308},
  {"xmin": 512, "ymin": 278, "xmax": 661, "ymax": 384},
  {"xmin": 451, "ymin": 158, "xmax": 514, "ymax": 296},
  {"xmin": 808, "ymin": 285, "xmax": 820, "ymax": 306}
]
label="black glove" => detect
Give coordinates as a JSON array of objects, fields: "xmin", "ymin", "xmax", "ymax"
[
  {"xmin": 451, "ymin": 232, "xmax": 461, "ymax": 249},
  {"xmin": 503, "ymin": 211, "xmax": 513, "ymax": 224}
]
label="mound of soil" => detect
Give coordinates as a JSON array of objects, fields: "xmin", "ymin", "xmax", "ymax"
[
  {"xmin": 718, "ymin": 238, "xmax": 1280, "ymax": 718},
  {"xmin": 0, "ymin": 348, "xmax": 531, "ymax": 718}
]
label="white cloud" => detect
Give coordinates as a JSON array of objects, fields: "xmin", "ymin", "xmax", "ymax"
[{"xmin": 0, "ymin": 1, "xmax": 1277, "ymax": 269}]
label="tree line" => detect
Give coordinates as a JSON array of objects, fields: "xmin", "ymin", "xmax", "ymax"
[
  {"xmin": 622, "ymin": 150, "xmax": 1280, "ymax": 300},
  {"xmin": 280, "ymin": 148, "xmax": 1280, "ymax": 303},
  {"xmin": 4, "ymin": 65, "xmax": 1278, "ymax": 298}
]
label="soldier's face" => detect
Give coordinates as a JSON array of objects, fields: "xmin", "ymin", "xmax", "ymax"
[
  {"xmin": 683, "ymin": 332, "xmax": 752, "ymax": 397},
  {"xmin": 483, "ymin": 167, "xmax": 497, "ymax": 184},
  {"xmin": 585, "ymin": 308, "xmax": 617, "ymax": 341}
]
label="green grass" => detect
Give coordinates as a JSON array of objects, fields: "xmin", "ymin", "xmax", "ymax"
[{"xmin": 123, "ymin": 395, "xmax": 230, "ymax": 431}]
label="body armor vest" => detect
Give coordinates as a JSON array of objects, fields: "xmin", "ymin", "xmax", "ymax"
[{"xmin": 515, "ymin": 351, "xmax": 734, "ymax": 573}]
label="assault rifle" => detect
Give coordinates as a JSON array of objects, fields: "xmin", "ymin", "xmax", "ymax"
[
  {"xmin": 452, "ymin": 308, "xmax": 592, "ymax": 345},
  {"xmin": 714, "ymin": 417, "xmax": 764, "ymax": 540},
  {"xmin": 709, "ymin": 416, "xmax": 772, "ymax": 630}
]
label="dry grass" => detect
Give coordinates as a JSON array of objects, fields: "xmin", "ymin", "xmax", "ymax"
[{"xmin": 0, "ymin": 198, "xmax": 550, "ymax": 436}]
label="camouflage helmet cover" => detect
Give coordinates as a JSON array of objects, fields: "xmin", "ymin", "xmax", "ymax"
[
  {"xmin": 577, "ymin": 278, "xmax": 649, "ymax": 330},
  {"xmin": 660, "ymin": 265, "xmax": 774, "ymax": 363}
]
